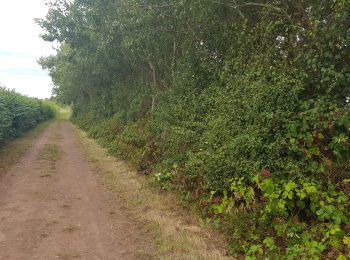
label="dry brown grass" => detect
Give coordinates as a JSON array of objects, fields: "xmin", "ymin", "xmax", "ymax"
[{"xmin": 76, "ymin": 127, "xmax": 234, "ymax": 260}]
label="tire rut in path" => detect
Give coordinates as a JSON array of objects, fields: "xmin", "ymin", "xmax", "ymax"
[{"xmin": 0, "ymin": 121, "xmax": 156, "ymax": 260}]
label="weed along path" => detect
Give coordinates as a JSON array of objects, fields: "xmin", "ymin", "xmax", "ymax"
[{"xmin": 0, "ymin": 119, "xmax": 231, "ymax": 260}]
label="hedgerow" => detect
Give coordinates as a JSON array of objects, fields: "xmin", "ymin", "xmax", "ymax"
[
  {"xmin": 0, "ymin": 87, "xmax": 54, "ymax": 144},
  {"xmin": 39, "ymin": 0, "xmax": 350, "ymax": 258}
]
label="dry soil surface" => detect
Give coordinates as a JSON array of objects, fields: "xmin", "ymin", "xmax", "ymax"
[{"xmin": 0, "ymin": 121, "xmax": 156, "ymax": 260}]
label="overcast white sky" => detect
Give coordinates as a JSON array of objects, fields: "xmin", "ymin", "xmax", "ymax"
[{"xmin": 0, "ymin": 0, "xmax": 56, "ymax": 99}]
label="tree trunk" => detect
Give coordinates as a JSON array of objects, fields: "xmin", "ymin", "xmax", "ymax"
[{"xmin": 148, "ymin": 62, "xmax": 158, "ymax": 112}]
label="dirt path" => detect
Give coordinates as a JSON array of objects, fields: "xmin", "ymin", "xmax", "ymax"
[{"xmin": 0, "ymin": 121, "xmax": 156, "ymax": 260}]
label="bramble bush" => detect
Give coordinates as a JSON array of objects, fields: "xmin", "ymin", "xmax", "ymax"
[{"xmin": 0, "ymin": 87, "xmax": 54, "ymax": 144}]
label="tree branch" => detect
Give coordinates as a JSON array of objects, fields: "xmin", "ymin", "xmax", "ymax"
[
  {"xmin": 209, "ymin": 1, "xmax": 291, "ymax": 21},
  {"xmin": 237, "ymin": 2, "xmax": 291, "ymax": 20}
]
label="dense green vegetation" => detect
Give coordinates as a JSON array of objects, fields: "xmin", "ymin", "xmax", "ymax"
[
  {"xmin": 38, "ymin": 0, "xmax": 350, "ymax": 258},
  {"xmin": 0, "ymin": 87, "xmax": 54, "ymax": 145}
]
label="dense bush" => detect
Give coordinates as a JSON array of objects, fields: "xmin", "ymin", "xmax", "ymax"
[
  {"xmin": 0, "ymin": 87, "xmax": 54, "ymax": 144},
  {"xmin": 39, "ymin": 0, "xmax": 350, "ymax": 258}
]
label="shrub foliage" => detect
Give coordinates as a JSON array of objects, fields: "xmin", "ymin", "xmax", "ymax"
[{"xmin": 0, "ymin": 87, "xmax": 54, "ymax": 144}]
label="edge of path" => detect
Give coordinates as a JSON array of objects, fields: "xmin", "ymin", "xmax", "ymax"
[
  {"xmin": 0, "ymin": 106, "xmax": 70, "ymax": 174},
  {"xmin": 0, "ymin": 120, "xmax": 53, "ymax": 175},
  {"xmin": 75, "ymin": 124, "xmax": 234, "ymax": 260}
]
